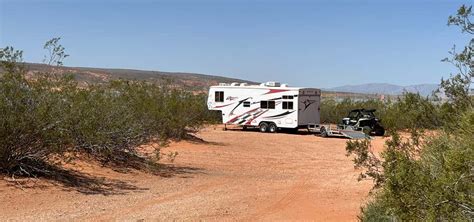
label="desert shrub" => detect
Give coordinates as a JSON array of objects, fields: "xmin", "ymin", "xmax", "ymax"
[
  {"xmin": 347, "ymin": 5, "xmax": 473, "ymax": 221},
  {"xmin": 63, "ymin": 81, "xmax": 149, "ymax": 159},
  {"xmin": 0, "ymin": 66, "xmax": 69, "ymax": 174},
  {"xmin": 347, "ymin": 111, "xmax": 473, "ymax": 221},
  {"xmin": 59, "ymin": 80, "xmax": 214, "ymax": 161},
  {"xmin": 358, "ymin": 198, "xmax": 394, "ymax": 222},
  {"xmin": 0, "ymin": 41, "xmax": 217, "ymax": 175},
  {"xmin": 383, "ymin": 93, "xmax": 443, "ymax": 131}
]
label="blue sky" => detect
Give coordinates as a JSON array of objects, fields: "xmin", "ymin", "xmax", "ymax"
[{"xmin": 0, "ymin": 0, "xmax": 471, "ymax": 88}]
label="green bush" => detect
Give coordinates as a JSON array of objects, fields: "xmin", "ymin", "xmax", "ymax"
[
  {"xmin": 0, "ymin": 69, "xmax": 70, "ymax": 174},
  {"xmin": 358, "ymin": 198, "xmax": 395, "ymax": 222},
  {"xmin": 384, "ymin": 93, "xmax": 443, "ymax": 131},
  {"xmin": 346, "ymin": 6, "xmax": 473, "ymax": 220},
  {"xmin": 348, "ymin": 111, "xmax": 473, "ymax": 221},
  {"xmin": 0, "ymin": 44, "xmax": 217, "ymax": 175}
]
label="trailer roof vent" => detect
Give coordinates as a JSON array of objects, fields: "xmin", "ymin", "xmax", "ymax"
[
  {"xmin": 265, "ymin": 81, "xmax": 281, "ymax": 87},
  {"xmin": 218, "ymin": 83, "xmax": 228, "ymax": 86},
  {"xmin": 231, "ymin": 82, "xmax": 239, "ymax": 86},
  {"xmin": 240, "ymin": 83, "xmax": 248, "ymax": 86}
]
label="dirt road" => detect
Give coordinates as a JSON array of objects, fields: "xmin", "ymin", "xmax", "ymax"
[{"xmin": 0, "ymin": 126, "xmax": 382, "ymax": 221}]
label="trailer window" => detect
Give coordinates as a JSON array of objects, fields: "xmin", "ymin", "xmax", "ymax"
[
  {"xmin": 243, "ymin": 101, "xmax": 250, "ymax": 107},
  {"xmin": 268, "ymin": 101, "xmax": 275, "ymax": 109},
  {"xmin": 260, "ymin": 101, "xmax": 275, "ymax": 109},
  {"xmin": 215, "ymin": 91, "xmax": 224, "ymax": 102},
  {"xmin": 282, "ymin": 101, "xmax": 293, "ymax": 109},
  {"xmin": 282, "ymin": 95, "xmax": 294, "ymax": 99}
]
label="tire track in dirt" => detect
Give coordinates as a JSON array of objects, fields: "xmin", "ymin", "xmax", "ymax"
[
  {"xmin": 243, "ymin": 175, "xmax": 311, "ymax": 221},
  {"xmin": 79, "ymin": 177, "xmax": 232, "ymax": 221}
]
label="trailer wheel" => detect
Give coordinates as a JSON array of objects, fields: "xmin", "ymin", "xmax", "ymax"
[
  {"xmin": 268, "ymin": 123, "xmax": 277, "ymax": 133},
  {"xmin": 259, "ymin": 122, "xmax": 269, "ymax": 133},
  {"xmin": 320, "ymin": 126, "xmax": 328, "ymax": 137}
]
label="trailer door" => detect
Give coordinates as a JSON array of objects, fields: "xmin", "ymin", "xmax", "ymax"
[{"xmin": 298, "ymin": 89, "xmax": 320, "ymax": 126}]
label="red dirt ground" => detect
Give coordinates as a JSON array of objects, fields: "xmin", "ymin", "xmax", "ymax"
[{"xmin": 0, "ymin": 126, "xmax": 389, "ymax": 221}]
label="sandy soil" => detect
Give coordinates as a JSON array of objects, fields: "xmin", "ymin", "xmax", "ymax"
[{"xmin": 0, "ymin": 126, "xmax": 388, "ymax": 221}]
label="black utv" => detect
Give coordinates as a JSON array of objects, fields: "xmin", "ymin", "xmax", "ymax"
[{"xmin": 341, "ymin": 109, "xmax": 385, "ymax": 136}]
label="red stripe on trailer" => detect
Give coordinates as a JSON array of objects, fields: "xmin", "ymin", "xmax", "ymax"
[
  {"xmin": 263, "ymin": 89, "xmax": 290, "ymax": 95},
  {"xmin": 225, "ymin": 108, "xmax": 259, "ymax": 124},
  {"xmin": 215, "ymin": 103, "xmax": 235, "ymax": 108}
]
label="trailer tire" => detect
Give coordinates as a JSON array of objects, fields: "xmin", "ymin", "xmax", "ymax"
[
  {"xmin": 259, "ymin": 122, "xmax": 269, "ymax": 133},
  {"xmin": 320, "ymin": 126, "xmax": 328, "ymax": 137},
  {"xmin": 268, "ymin": 123, "xmax": 277, "ymax": 133}
]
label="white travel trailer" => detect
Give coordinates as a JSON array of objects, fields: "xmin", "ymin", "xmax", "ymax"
[{"xmin": 207, "ymin": 82, "xmax": 321, "ymax": 132}]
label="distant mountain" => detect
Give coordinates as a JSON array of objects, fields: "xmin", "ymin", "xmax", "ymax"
[
  {"xmin": 2, "ymin": 63, "xmax": 440, "ymax": 97},
  {"xmin": 8, "ymin": 63, "xmax": 257, "ymax": 92},
  {"xmin": 326, "ymin": 83, "xmax": 439, "ymax": 96}
]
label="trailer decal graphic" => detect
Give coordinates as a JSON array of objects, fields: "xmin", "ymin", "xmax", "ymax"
[
  {"xmin": 269, "ymin": 97, "xmax": 282, "ymax": 101},
  {"xmin": 215, "ymin": 103, "xmax": 235, "ymax": 108},
  {"xmin": 263, "ymin": 89, "xmax": 290, "ymax": 95},
  {"xmin": 226, "ymin": 96, "xmax": 238, "ymax": 101},
  {"xmin": 302, "ymin": 99, "xmax": 316, "ymax": 110},
  {"xmin": 245, "ymin": 110, "xmax": 269, "ymax": 125},
  {"xmin": 237, "ymin": 119, "xmax": 247, "ymax": 125},
  {"xmin": 225, "ymin": 108, "xmax": 259, "ymax": 124},
  {"xmin": 229, "ymin": 97, "xmax": 252, "ymax": 115},
  {"xmin": 263, "ymin": 110, "xmax": 295, "ymax": 119}
]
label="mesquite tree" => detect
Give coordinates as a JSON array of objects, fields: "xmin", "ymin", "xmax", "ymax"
[{"xmin": 346, "ymin": 5, "xmax": 474, "ymax": 221}]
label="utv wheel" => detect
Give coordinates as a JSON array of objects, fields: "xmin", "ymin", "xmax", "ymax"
[
  {"xmin": 320, "ymin": 126, "xmax": 328, "ymax": 137},
  {"xmin": 259, "ymin": 122, "xmax": 269, "ymax": 133},
  {"xmin": 374, "ymin": 126, "xmax": 385, "ymax": 136},
  {"xmin": 362, "ymin": 126, "xmax": 372, "ymax": 135},
  {"xmin": 268, "ymin": 123, "xmax": 277, "ymax": 133}
]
